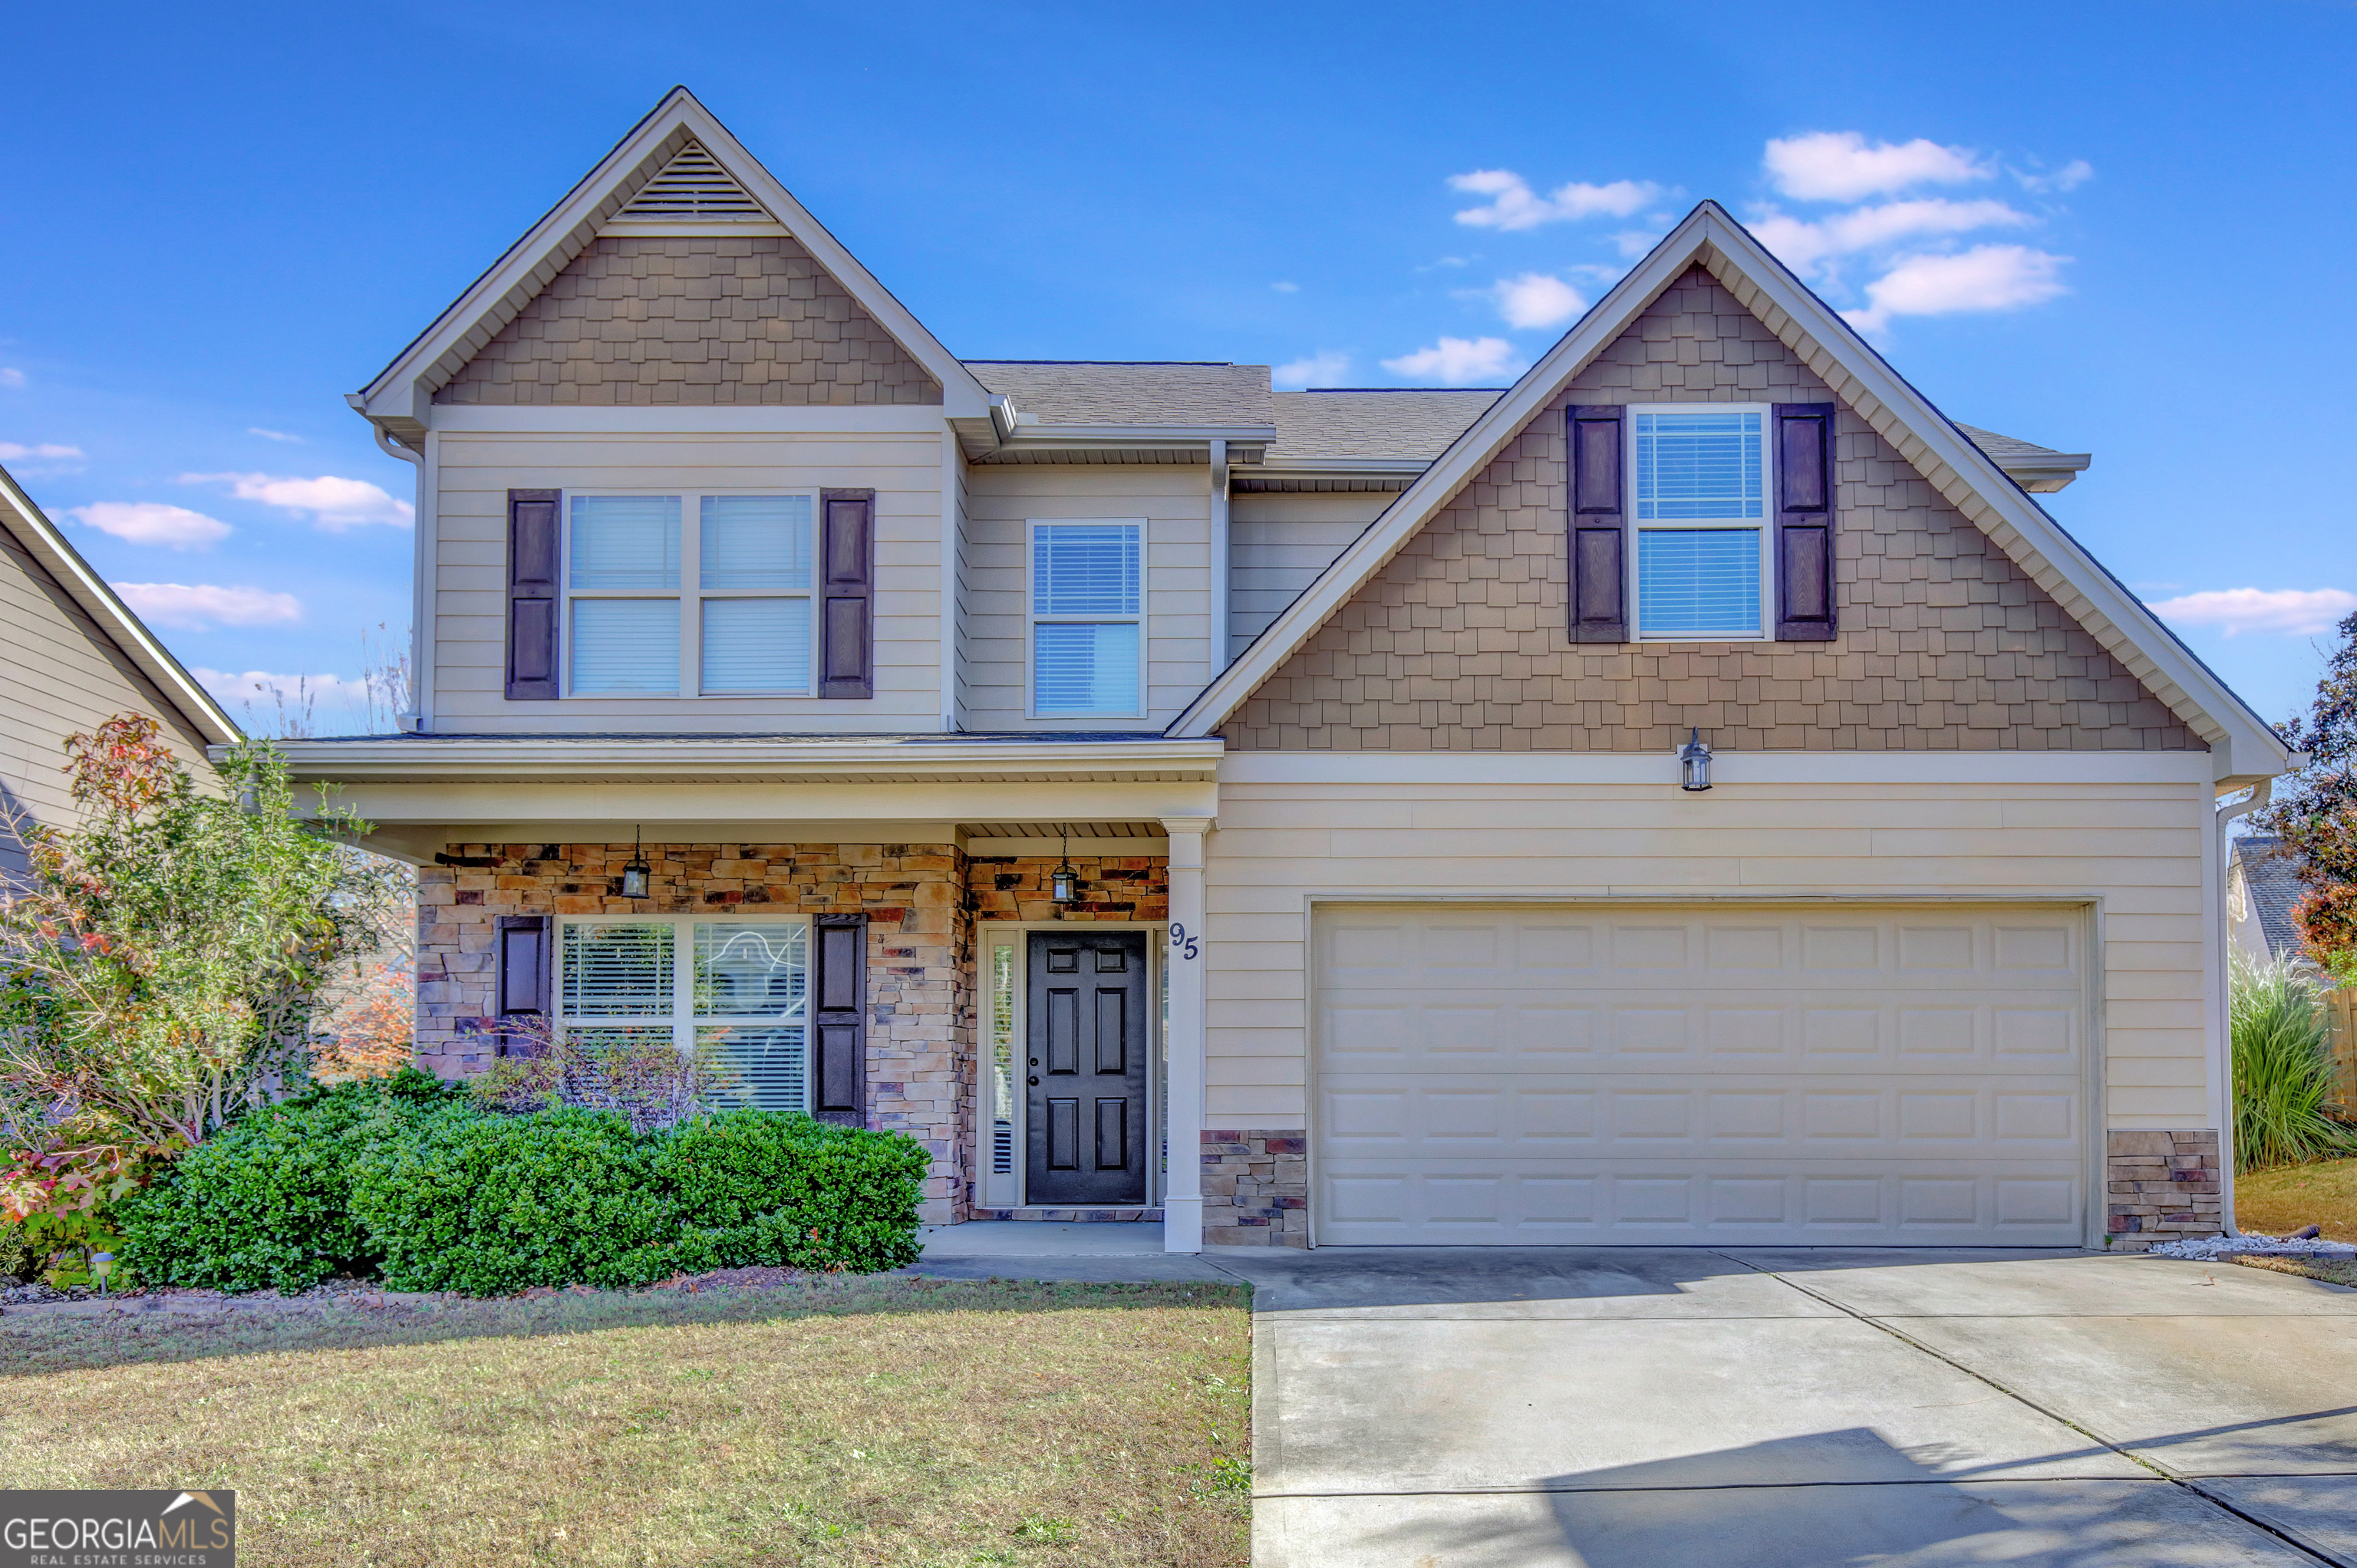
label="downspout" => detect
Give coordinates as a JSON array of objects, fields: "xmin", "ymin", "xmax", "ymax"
[
  {"xmin": 2211, "ymin": 773, "xmax": 2280, "ymax": 1236},
  {"xmin": 1208, "ymin": 438, "xmax": 1231, "ymax": 674},
  {"xmin": 371, "ymin": 421, "xmax": 428, "ymax": 733}
]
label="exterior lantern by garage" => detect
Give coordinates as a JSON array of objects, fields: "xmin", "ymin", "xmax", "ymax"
[
  {"xmin": 619, "ymin": 826, "xmax": 652, "ymax": 900},
  {"xmin": 1050, "ymin": 832, "xmax": 1080, "ymax": 905},
  {"xmin": 1677, "ymin": 728, "xmax": 1713, "ymax": 792}
]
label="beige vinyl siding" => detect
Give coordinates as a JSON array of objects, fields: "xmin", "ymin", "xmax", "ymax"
[
  {"xmin": 1201, "ymin": 756, "xmax": 2215, "ymax": 1132},
  {"xmin": 430, "ymin": 430, "xmax": 945, "ymax": 733},
  {"xmin": 0, "ymin": 529, "xmax": 215, "ymax": 874},
  {"xmin": 1228, "ymin": 490, "xmax": 1389, "ymax": 660},
  {"xmin": 960, "ymin": 466, "xmax": 1214, "ymax": 731}
]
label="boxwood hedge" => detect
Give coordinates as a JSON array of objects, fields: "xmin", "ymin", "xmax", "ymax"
[{"xmin": 117, "ymin": 1076, "xmax": 928, "ymax": 1296}]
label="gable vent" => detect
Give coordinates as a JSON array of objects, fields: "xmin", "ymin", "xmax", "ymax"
[{"xmin": 617, "ymin": 141, "xmax": 769, "ymax": 221}]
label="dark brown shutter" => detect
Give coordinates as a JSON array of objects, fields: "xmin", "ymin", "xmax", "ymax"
[
  {"xmin": 493, "ymin": 915, "xmax": 552, "ymax": 1057},
  {"xmin": 811, "ymin": 914, "xmax": 867, "ymax": 1125},
  {"xmin": 1772, "ymin": 404, "xmax": 1838, "ymax": 641},
  {"xmin": 1567, "ymin": 407, "xmax": 1627, "ymax": 642},
  {"xmin": 506, "ymin": 489, "xmax": 561, "ymax": 699},
  {"xmin": 818, "ymin": 489, "xmax": 874, "ymax": 699}
]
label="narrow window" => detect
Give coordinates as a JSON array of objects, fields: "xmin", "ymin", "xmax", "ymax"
[
  {"xmin": 1030, "ymin": 521, "xmax": 1143, "ymax": 716},
  {"xmin": 555, "ymin": 916, "xmax": 811, "ymax": 1113},
  {"xmin": 1630, "ymin": 409, "xmax": 1770, "ymax": 640},
  {"xmin": 568, "ymin": 496, "xmax": 681, "ymax": 692},
  {"xmin": 989, "ymin": 940, "xmax": 1018, "ymax": 1175}
]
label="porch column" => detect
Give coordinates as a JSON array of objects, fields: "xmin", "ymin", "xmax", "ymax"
[{"xmin": 1162, "ymin": 815, "xmax": 1212, "ymax": 1252}]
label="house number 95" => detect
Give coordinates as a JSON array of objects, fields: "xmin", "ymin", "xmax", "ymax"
[{"xmin": 1169, "ymin": 924, "xmax": 1199, "ymax": 961}]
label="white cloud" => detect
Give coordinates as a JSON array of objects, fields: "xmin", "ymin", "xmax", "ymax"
[
  {"xmin": 0, "ymin": 368, "xmax": 24, "ymax": 389},
  {"xmin": 111, "ymin": 581, "xmax": 303, "ymax": 629},
  {"xmin": 193, "ymin": 667, "xmax": 366, "ymax": 706},
  {"xmin": 1449, "ymin": 170, "xmax": 1662, "ymax": 231},
  {"xmin": 1610, "ymin": 229, "xmax": 1665, "ymax": 259},
  {"xmin": 1764, "ymin": 132, "xmax": 1991, "ymax": 202},
  {"xmin": 66, "ymin": 501, "xmax": 232, "ymax": 550},
  {"xmin": 0, "ymin": 441, "xmax": 84, "ymax": 461},
  {"xmin": 2148, "ymin": 588, "xmax": 2357, "ymax": 638},
  {"xmin": 1489, "ymin": 273, "xmax": 1587, "ymax": 331},
  {"xmin": 1274, "ymin": 351, "xmax": 1353, "ymax": 389},
  {"xmin": 181, "ymin": 471, "xmax": 412, "ymax": 530},
  {"xmin": 1752, "ymin": 199, "xmax": 2031, "ymax": 278},
  {"xmin": 1270, "ymin": 281, "xmax": 1300, "ymax": 294},
  {"xmin": 1382, "ymin": 336, "xmax": 1523, "ymax": 385},
  {"xmin": 248, "ymin": 427, "xmax": 303, "ymax": 443},
  {"xmin": 2016, "ymin": 159, "xmax": 2095, "ymax": 195},
  {"xmin": 1844, "ymin": 245, "xmax": 2069, "ymax": 333}
]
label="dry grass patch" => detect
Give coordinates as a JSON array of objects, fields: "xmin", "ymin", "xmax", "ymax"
[
  {"xmin": 0, "ymin": 1277, "xmax": 1251, "ymax": 1566},
  {"xmin": 2234, "ymin": 1156, "xmax": 2357, "ymax": 1244},
  {"xmin": 2232, "ymin": 1253, "xmax": 2357, "ymax": 1287}
]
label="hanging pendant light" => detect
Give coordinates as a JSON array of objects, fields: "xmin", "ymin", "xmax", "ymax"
[
  {"xmin": 619, "ymin": 825, "xmax": 652, "ymax": 900},
  {"xmin": 1677, "ymin": 728, "xmax": 1714, "ymax": 792},
  {"xmin": 1050, "ymin": 830, "xmax": 1080, "ymax": 905}
]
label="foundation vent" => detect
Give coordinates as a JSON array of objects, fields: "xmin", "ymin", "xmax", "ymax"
[{"xmin": 618, "ymin": 141, "xmax": 769, "ymax": 221}]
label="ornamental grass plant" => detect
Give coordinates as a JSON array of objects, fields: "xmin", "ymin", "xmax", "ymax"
[{"xmin": 2230, "ymin": 952, "xmax": 2357, "ymax": 1173}]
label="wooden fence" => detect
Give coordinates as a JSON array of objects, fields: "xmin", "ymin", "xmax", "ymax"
[{"xmin": 2326, "ymin": 987, "xmax": 2357, "ymax": 1116}]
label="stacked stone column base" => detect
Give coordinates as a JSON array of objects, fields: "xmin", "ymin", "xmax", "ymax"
[
  {"xmin": 1202, "ymin": 1130, "xmax": 1308, "ymax": 1247},
  {"xmin": 2106, "ymin": 1128, "xmax": 2222, "ymax": 1250}
]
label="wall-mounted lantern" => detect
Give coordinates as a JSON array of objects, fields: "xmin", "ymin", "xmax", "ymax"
[
  {"xmin": 1050, "ymin": 831, "xmax": 1080, "ymax": 905},
  {"xmin": 619, "ymin": 826, "xmax": 652, "ymax": 900},
  {"xmin": 1677, "ymin": 729, "xmax": 1713, "ymax": 792}
]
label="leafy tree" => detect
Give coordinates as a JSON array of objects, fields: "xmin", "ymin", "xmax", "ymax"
[
  {"xmin": 2255, "ymin": 609, "xmax": 2357, "ymax": 965},
  {"xmin": 0, "ymin": 715, "xmax": 381, "ymax": 1244}
]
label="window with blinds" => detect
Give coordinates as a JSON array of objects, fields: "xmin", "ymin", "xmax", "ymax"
[
  {"xmin": 1630, "ymin": 408, "xmax": 1770, "ymax": 640},
  {"xmin": 558, "ymin": 917, "xmax": 812, "ymax": 1115},
  {"xmin": 564, "ymin": 492, "xmax": 818, "ymax": 697},
  {"xmin": 1030, "ymin": 520, "xmax": 1143, "ymax": 716}
]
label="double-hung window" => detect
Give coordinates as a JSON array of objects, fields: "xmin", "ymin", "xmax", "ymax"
[
  {"xmin": 566, "ymin": 493, "xmax": 817, "ymax": 696},
  {"xmin": 1029, "ymin": 520, "xmax": 1143, "ymax": 717},
  {"xmin": 1630, "ymin": 407, "xmax": 1771, "ymax": 641},
  {"xmin": 557, "ymin": 916, "xmax": 812, "ymax": 1112}
]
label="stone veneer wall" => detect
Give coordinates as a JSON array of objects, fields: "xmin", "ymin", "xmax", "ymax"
[
  {"xmin": 435, "ymin": 236, "xmax": 943, "ymax": 407},
  {"xmin": 1223, "ymin": 266, "xmax": 2198, "ymax": 753},
  {"xmin": 2105, "ymin": 1129, "xmax": 2223, "ymax": 1250},
  {"xmin": 964, "ymin": 851, "xmax": 1169, "ymax": 924},
  {"xmin": 1202, "ymin": 1131, "xmax": 1309, "ymax": 1247},
  {"xmin": 415, "ymin": 842, "xmax": 970, "ymax": 1219}
]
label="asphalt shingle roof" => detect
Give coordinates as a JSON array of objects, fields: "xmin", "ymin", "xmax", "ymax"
[
  {"xmin": 2235, "ymin": 834, "xmax": 2310, "ymax": 959},
  {"xmin": 964, "ymin": 361, "xmax": 1274, "ymax": 427},
  {"xmin": 1268, "ymin": 389, "xmax": 1503, "ymax": 461}
]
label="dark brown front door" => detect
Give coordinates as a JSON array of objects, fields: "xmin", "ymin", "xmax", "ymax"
[{"xmin": 1027, "ymin": 930, "xmax": 1149, "ymax": 1205}]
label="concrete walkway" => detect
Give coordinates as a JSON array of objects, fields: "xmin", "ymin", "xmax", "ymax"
[{"xmin": 1224, "ymin": 1247, "xmax": 2357, "ymax": 1568}]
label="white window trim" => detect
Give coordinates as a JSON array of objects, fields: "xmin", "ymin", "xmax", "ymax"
[
  {"xmin": 555, "ymin": 912, "xmax": 813, "ymax": 1112},
  {"xmin": 975, "ymin": 921, "xmax": 1167, "ymax": 1211},
  {"xmin": 562, "ymin": 488, "xmax": 824, "ymax": 699},
  {"xmin": 1025, "ymin": 517, "xmax": 1149, "ymax": 721},
  {"xmin": 1625, "ymin": 403, "xmax": 1774, "ymax": 643}
]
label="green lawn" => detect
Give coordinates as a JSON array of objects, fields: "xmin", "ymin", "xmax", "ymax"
[
  {"xmin": 0, "ymin": 1276, "xmax": 1251, "ymax": 1566},
  {"xmin": 2236, "ymin": 1156, "xmax": 2357, "ymax": 1244}
]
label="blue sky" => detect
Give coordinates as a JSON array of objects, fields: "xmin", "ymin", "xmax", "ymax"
[{"xmin": 2, "ymin": 1, "xmax": 2352, "ymax": 736}]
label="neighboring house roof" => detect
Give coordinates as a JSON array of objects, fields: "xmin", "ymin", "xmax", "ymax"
[
  {"xmin": 1953, "ymin": 423, "xmax": 2092, "ymax": 493},
  {"xmin": 966, "ymin": 362, "xmax": 1275, "ymax": 428},
  {"xmin": 0, "ymin": 460, "xmax": 240, "ymax": 747},
  {"xmin": 1167, "ymin": 200, "xmax": 2291, "ymax": 786},
  {"xmin": 2233, "ymin": 835, "xmax": 2309, "ymax": 957},
  {"xmin": 350, "ymin": 87, "xmax": 992, "ymax": 444}
]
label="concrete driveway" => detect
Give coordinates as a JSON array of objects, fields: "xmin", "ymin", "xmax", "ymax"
[{"xmin": 1214, "ymin": 1247, "xmax": 2357, "ymax": 1568}]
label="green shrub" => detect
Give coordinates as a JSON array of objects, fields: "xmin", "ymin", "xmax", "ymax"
[
  {"xmin": 2232, "ymin": 954, "xmax": 2357, "ymax": 1173},
  {"xmin": 348, "ymin": 1107, "xmax": 927, "ymax": 1296},
  {"xmin": 114, "ymin": 1069, "xmax": 472, "ymax": 1293}
]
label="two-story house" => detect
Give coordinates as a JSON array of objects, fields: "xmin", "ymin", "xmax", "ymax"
[{"xmin": 292, "ymin": 88, "xmax": 2288, "ymax": 1253}]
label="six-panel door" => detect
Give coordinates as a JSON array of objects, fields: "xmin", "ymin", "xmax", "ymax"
[{"xmin": 1027, "ymin": 929, "xmax": 1151, "ymax": 1204}]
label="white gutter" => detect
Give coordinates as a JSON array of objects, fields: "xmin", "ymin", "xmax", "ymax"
[{"xmin": 1209, "ymin": 437, "xmax": 1231, "ymax": 672}]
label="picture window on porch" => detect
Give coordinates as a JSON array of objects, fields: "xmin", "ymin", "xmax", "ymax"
[
  {"xmin": 556, "ymin": 917, "xmax": 810, "ymax": 1112},
  {"xmin": 1629, "ymin": 407, "xmax": 1770, "ymax": 641},
  {"xmin": 1029, "ymin": 520, "xmax": 1143, "ymax": 716},
  {"xmin": 564, "ymin": 492, "xmax": 818, "ymax": 696}
]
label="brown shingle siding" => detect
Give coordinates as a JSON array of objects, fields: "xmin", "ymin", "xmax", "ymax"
[
  {"xmin": 1223, "ymin": 268, "xmax": 2199, "ymax": 754},
  {"xmin": 435, "ymin": 236, "xmax": 943, "ymax": 407}
]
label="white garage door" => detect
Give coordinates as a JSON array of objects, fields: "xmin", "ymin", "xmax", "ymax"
[{"xmin": 1314, "ymin": 904, "xmax": 2089, "ymax": 1247}]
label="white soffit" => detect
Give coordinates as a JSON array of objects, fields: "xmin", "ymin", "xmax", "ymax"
[
  {"xmin": 353, "ymin": 87, "xmax": 991, "ymax": 431},
  {"xmin": 1167, "ymin": 201, "xmax": 2289, "ymax": 782}
]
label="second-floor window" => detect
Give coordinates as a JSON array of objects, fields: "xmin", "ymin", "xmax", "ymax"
[
  {"xmin": 567, "ymin": 493, "xmax": 816, "ymax": 696},
  {"xmin": 1630, "ymin": 407, "xmax": 1769, "ymax": 641},
  {"xmin": 1030, "ymin": 520, "xmax": 1143, "ymax": 717}
]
